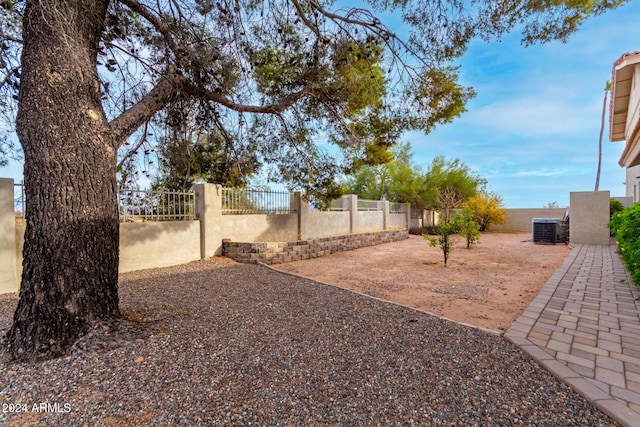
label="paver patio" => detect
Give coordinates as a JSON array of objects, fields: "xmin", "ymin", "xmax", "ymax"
[{"xmin": 506, "ymin": 240, "xmax": 640, "ymax": 427}]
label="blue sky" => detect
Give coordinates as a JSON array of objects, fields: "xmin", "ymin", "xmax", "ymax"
[
  {"xmin": 2, "ymin": 2, "xmax": 639, "ymax": 208},
  {"xmin": 407, "ymin": 1, "xmax": 640, "ymax": 208}
]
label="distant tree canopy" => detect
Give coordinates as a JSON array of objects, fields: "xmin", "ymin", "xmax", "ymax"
[
  {"xmin": 344, "ymin": 141, "xmax": 424, "ymax": 204},
  {"xmin": 345, "ymin": 145, "xmax": 487, "ymax": 209},
  {"xmin": 0, "ymin": 0, "xmax": 628, "ymax": 361},
  {"xmin": 422, "ymin": 156, "xmax": 487, "ymax": 209}
]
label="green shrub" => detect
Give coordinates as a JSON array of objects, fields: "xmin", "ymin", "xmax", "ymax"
[
  {"xmin": 610, "ymin": 198, "xmax": 624, "ymax": 219},
  {"xmin": 609, "ymin": 202, "xmax": 640, "ymax": 286},
  {"xmin": 457, "ymin": 207, "xmax": 480, "ymax": 249}
]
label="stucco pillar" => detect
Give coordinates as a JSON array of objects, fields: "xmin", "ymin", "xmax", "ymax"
[
  {"xmin": 344, "ymin": 194, "xmax": 358, "ymax": 234},
  {"xmin": 294, "ymin": 192, "xmax": 308, "ymax": 240},
  {"xmin": 570, "ymin": 191, "xmax": 610, "ymax": 245},
  {"xmin": 381, "ymin": 200, "xmax": 389, "ymax": 230},
  {"xmin": 0, "ymin": 178, "xmax": 18, "ymax": 294},
  {"xmin": 194, "ymin": 183, "xmax": 223, "ymax": 257},
  {"xmin": 405, "ymin": 203, "xmax": 411, "ymax": 230}
]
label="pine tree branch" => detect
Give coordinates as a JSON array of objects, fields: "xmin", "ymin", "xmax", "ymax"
[
  {"xmin": 110, "ymin": 69, "xmax": 183, "ymax": 147},
  {"xmin": 182, "ymin": 81, "xmax": 318, "ymax": 115}
]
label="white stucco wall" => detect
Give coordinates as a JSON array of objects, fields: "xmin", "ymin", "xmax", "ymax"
[
  {"xmin": 354, "ymin": 211, "xmax": 384, "ymax": 233},
  {"xmin": 304, "ymin": 211, "xmax": 351, "ymax": 239},
  {"xmin": 221, "ymin": 213, "xmax": 299, "ymax": 242},
  {"xmin": 119, "ymin": 221, "xmax": 202, "ymax": 273},
  {"xmin": 570, "ymin": 191, "xmax": 611, "ymax": 245},
  {"xmin": 388, "ymin": 213, "xmax": 407, "ymax": 229},
  {"xmin": 491, "ymin": 208, "xmax": 567, "ymax": 232},
  {"xmin": 0, "ymin": 179, "xmax": 17, "ymax": 294}
]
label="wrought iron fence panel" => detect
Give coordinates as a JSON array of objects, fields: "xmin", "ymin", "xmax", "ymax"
[
  {"xmin": 390, "ymin": 202, "xmax": 408, "ymax": 214},
  {"xmin": 327, "ymin": 198, "xmax": 349, "ymax": 211},
  {"xmin": 357, "ymin": 199, "xmax": 382, "ymax": 211},
  {"xmin": 222, "ymin": 188, "xmax": 294, "ymax": 215},
  {"xmin": 118, "ymin": 189, "xmax": 195, "ymax": 222}
]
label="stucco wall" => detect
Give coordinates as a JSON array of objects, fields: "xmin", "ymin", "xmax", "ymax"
[
  {"xmin": 15, "ymin": 223, "xmax": 25, "ymax": 283},
  {"xmin": 354, "ymin": 210, "xmax": 384, "ymax": 233},
  {"xmin": 1, "ymin": 182, "xmax": 409, "ymax": 294},
  {"xmin": 570, "ymin": 191, "xmax": 611, "ymax": 245},
  {"xmin": 304, "ymin": 211, "xmax": 351, "ymax": 239},
  {"xmin": 388, "ymin": 213, "xmax": 407, "ymax": 229},
  {"xmin": 491, "ymin": 208, "xmax": 567, "ymax": 232},
  {"xmin": 0, "ymin": 179, "xmax": 17, "ymax": 294},
  {"xmin": 10, "ymin": 221, "xmax": 203, "ymax": 280},
  {"xmin": 119, "ymin": 221, "xmax": 202, "ymax": 273},
  {"xmin": 221, "ymin": 213, "xmax": 299, "ymax": 242}
]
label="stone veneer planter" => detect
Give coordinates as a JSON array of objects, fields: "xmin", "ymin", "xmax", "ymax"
[{"xmin": 222, "ymin": 229, "xmax": 409, "ymax": 265}]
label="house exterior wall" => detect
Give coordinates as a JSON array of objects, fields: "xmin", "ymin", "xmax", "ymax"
[
  {"xmin": 625, "ymin": 164, "xmax": 640, "ymax": 203},
  {"xmin": 626, "ymin": 64, "xmax": 640, "ymax": 139},
  {"xmin": 611, "ymin": 53, "xmax": 640, "ymax": 194}
]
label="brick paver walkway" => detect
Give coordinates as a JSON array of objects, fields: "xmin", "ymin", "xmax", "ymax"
[{"xmin": 506, "ymin": 241, "xmax": 640, "ymax": 427}]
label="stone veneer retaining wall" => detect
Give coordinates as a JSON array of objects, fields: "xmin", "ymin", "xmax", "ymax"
[{"xmin": 223, "ymin": 229, "xmax": 409, "ymax": 264}]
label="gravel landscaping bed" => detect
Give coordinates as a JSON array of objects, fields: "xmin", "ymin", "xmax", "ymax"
[{"xmin": 0, "ymin": 258, "xmax": 618, "ymax": 426}]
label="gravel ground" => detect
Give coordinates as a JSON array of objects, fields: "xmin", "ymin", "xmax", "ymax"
[{"xmin": 0, "ymin": 258, "xmax": 619, "ymax": 426}]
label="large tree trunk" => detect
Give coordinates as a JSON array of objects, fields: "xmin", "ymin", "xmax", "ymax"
[{"xmin": 7, "ymin": 0, "xmax": 119, "ymax": 361}]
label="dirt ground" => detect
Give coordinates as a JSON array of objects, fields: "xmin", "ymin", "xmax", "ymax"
[{"xmin": 273, "ymin": 232, "xmax": 571, "ymax": 333}]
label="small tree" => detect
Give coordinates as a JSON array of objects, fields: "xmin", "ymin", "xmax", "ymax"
[
  {"xmin": 423, "ymin": 187, "xmax": 465, "ymax": 266},
  {"xmin": 457, "ymin": 207, "xmax": 481, "ymax": 249},
  {"xmin": 434, "ymin": 186, "xmax": 467, "ymax": 223},
  {"xmin": 423, "ymin": 217, "xmax": 459, "ymax": 266},
  {"xmin": 466, "ymin": 191, "xmax": 506, "ymax": 231}
]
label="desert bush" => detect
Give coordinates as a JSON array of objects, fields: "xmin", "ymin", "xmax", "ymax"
[
  {"xmin": 609, "ymin": 202, "xmax": 640, "ymax": 286},
  {"xmin": 465, "ymin": 191, "xmax": 505, "ymax": 231}
]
